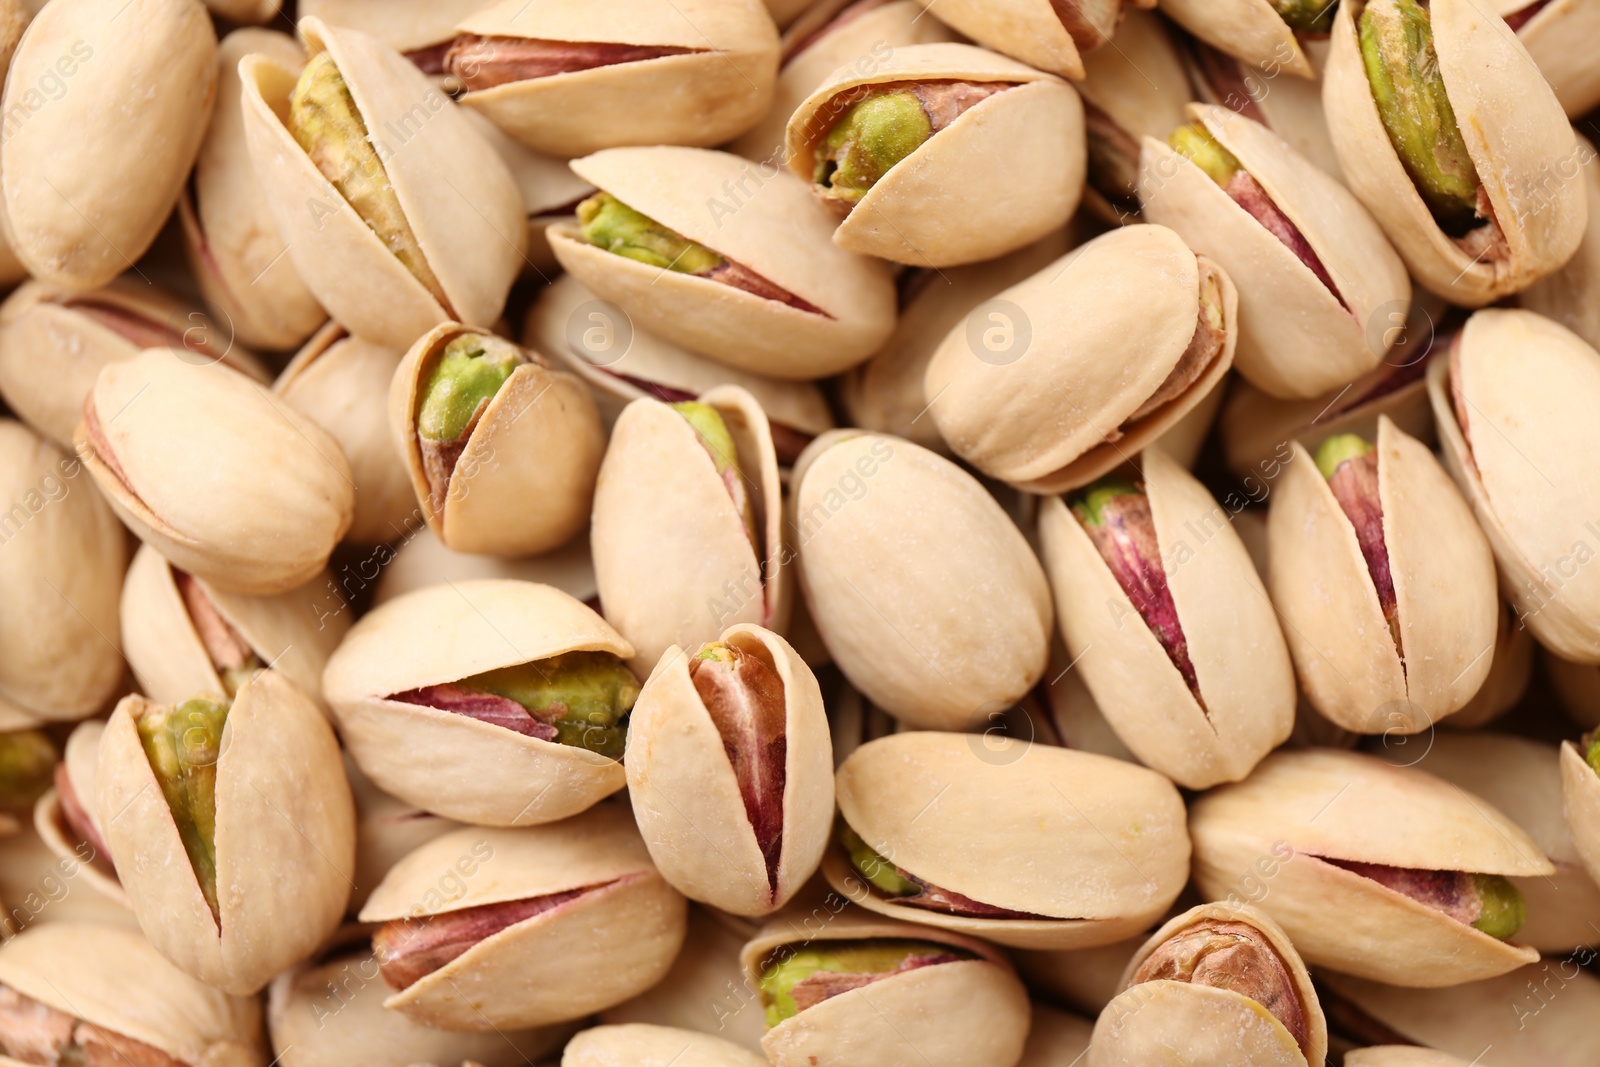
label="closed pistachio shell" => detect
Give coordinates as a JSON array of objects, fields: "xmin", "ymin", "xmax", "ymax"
[
  {"xmin": 1159, "ymin": 0, "xmax": 1317, "ymax": 77},
  {"xmin": 793, "ymin": 431, "xmax": 1052, "ymax": 729},
  {"xmin": 1521, "ymin": 135, "xmax": 1600, "ymax": 353},
  {"xmin": 562, "ymin": 1024, "xmax": 766, "ymax": 1067},
  {"xmin": 1019, "ymin": 1005, "xmax": 1093, "ymax": 1067},
  {"xmin": 1190, "ymin": 748, "xmax": 1552, "ymax": 987},
  {"xmin": 77, "ymin": 351, "xmax": 355, "ymax": 597},
  {"xmin": 32, "ymin": 720, "xmax": 125, "ymax": 907},
  {"xmin": 1559, "ymin": 739, "xmax": 1600, "ymax": 889},
  {"xmin": 1184, "ymin": 36, "xmax": 1344, "ymax": 182},
  {"xmin": 1509, "ymin": 0, "xmax": 1600, "ymax": 116},
  {"xmin": 904, "ymin": 0, "xmax": 1153, "ymax": 81},
  {"xmin": 1445, "ymin": 603, "xmax": 1532, "ymax": 729},
  {"xmin": 371, "ymin": 527, "xmax": 598, "ymax": 609},
  {"xmin": 0, "ymin": 0, "xmax": 216, "ymax": 290},
  {"xmin": 298, "ymin": 0, "xmax": 494, "ymax": 54},
  {"xmin": 345, "ymin": 757, "xmax": 460, "ymax": 915},
  {"xmin": 1346, "ymin": 1050, "xmax": 1476, "ymax": 1067}
]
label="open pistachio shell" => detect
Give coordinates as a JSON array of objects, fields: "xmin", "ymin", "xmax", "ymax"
[
  {"xmin": 1190, "ymin": 748, "xmax": 1552, "ymax": 987},
  {"xmin": 793, "ymin": 430, "xmax": 1052, "ymax": 729},
  {"xmin": 1346, "ymin": 1050, "xmax": 1476, "ymax": 1067},
  {"xmin": 322, "ymin": 579, "xmax": 633, "ymax": 826},
  {"xmin": 826, "ymin": 732, "xmax": 1189, "ymax": 948},
  {"xmin": 563, "ymin": 1024, "xmax": 766, "ymax": 1067},
  {"xmin": 77, "ymin": 351, "xmax": 354, "ymax": 597},
  {"xmin": 904, "ymin": 0, "xmax": 1154, "ymax": 81},
  {"xmin": 784, "ymin": 43, "xmax": 1084, "ymax": 267},
  {"xmin": 1521, "ymin": 135, "xmax": 1600, "ymax": 353},
  {"xmin": 371, "ymin": 527, "xmax": 599, "ymax": 609},
  {"xmin": 1159, "ymin": 0, "xmax": 1317, "ymax": 78},
  {"xmin": 1508, "ymin": 0, "xmax": 1600, "ymax": 116},
  {"xmin": 298, "ymin": 0, "xmax": 494, "ymax": 55},
  {"xmin": 358, "ymin": 807, "xmax": 688, "ymax": 1031},
  {"xmin": 1040, "ymin": 447, "xmax": 1295, "ymax": 788},
  {"xmin": 1323, "ymin": 0, "xmax": 1585, "ymax": 304},
  {"xmin": 1559, "ymin": 739, "xmax": 1600, "ymax": 889},
  {"xmin": 1445, "ymin": 602, "xmax": 1533, "ymax": 729},
  {"xmin": 97, "ymin": 672, "xmax": 356, "ymax": 995},
  {"xmin": 1184, "ymin": 35, "xmax": 1344, "ymax": 182},
  {"xmin": 32, "ymin": 720, "xmax": 126, "ymax": 907},
  {"xmin": 239, "ymin": 17, "xmax": 525, "ymax": 351},
  {"xmin": 550, "ymin": 146, "xmax": 897, "ymax": 379}
]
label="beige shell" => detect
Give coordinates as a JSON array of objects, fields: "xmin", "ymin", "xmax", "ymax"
[
  {"xmin": 924, "ymin": 224, "xmax": 1236, "ymax": 493},
  {"xmin": 549, "ymin": 146, "xmax": 897, "ymax": 379},
  {"xmin": 1514, "ymin": 0, "xmax": 1600, "ymax": 116},
  {"xmin": 1040, "ymin": 446, "xmax": 1295, "ymax": 788},
  {"xmin": 1189, "ymin": 748, "xmax": 1552, "ymax": 987},
  {"xmin": 1159, "ymin": 0, "xmax": 1315, "ymax": 77},
  {"xmin": 562, "ymin": 1024, "xmax": 766, "ymax": 1067},
  {"xmin": 358, "ymin": 808, "xmax": 689, "ymax": 1031},
  {"xmin": 181, "ymin": 29, "xmax": 326, "ymax": 352},
  {"xmin": 1013, "ymin": 935, "xmax": 1147, "ymax": 1018},
  {"xmin": 904, "ymin": 0, "xmax": 1152, "ymax": 80},
  {"xmin": 1445, "ymin": 602, "xmax": 1533, "ymax": 729},
  {"xmin": 0, "ymin": 922, "xmax": 264, "ymax": 1066},
  {"xmin": 1521, "ymin": 136, "xmax": 1600, "ymax": 353},
  {"xmin": 785, "ymin": 43, "xmax": 1084, "ymax": 267},
  {"xmin": 592, "ymin": 389, "xmax": 787, "ymax": 672},
  {"xmin": 458, "ymin": 106, "xmax": 595, "ymax": 278},
  {"xmin": 1039, "ymin": 647, "xmax": 1138, "ymax": 763},
  {"xmin": 1323, "ymin": 0, "xmax": 1586, "ymax": 305},
  {"xmin": 1268, "ymin": 417, "xmax": 1498, "ymax": 733},
  {"xmin": 32, "ymin": 720, "xmax": 126, "ymax": 907},
  {"xmin": 298, "ymin": 0, "xmax": 494, "ymax": 53},
  {"xmin": 827, "ymin": 732, "xmax": 1189, "ymax": 948},
  {"xmin": 1140, "ymin": 104, "xmax": 1410, "ymax": 399},
  {"xmin": 793, "ymin": 431, "xmax": 1052, "ymax": 729},
  {"xmin": 96, "ymin": 671, "xmax": 356, "ymax": 995},
  {"xmin": 1089, "ymin": 902, "xmax": 1327, "ymax": 1067},
  {"xmin": 77, "ymin": 351, "xmax": 355, "ymax": 597},
  {"xmin": 321, "ymin": 579, "xmax": 632, "ymax": 826},
  {"xmin": 0, "ymin": 0, "xmax": 216, "ymax": 290},
  {"xmin": 1019, "ymin": 1004, "xmax": 1093, "ymax": 1067},
  {"xmin": 239, "ymin": 18, "xmax": 525, "ymax": 351},
  {"xmin": 371, "ymin": 526, "xmax": 599, "ymax": 609},
  {"xmin": 1346, "ymin": 1050, "xmax": 1476, "ymax": 1067},
  {"xmin": 1429, "ymin": 309, "xmax": 1600, "ymax": 663},
  {"xmin": 1185, "ymin": 36, "xmax": 1344, "ymax": 182},
  {"xmin": 345, "ymin": 756, "xmax": 461, "ymax": 915},
  {"xmin": 1560, "ymin": 740, "xmax": 1600, "ymax": 890},
  {"xmin": 627, "ymin": 625, "xmax": 833, "ymax": 916}
]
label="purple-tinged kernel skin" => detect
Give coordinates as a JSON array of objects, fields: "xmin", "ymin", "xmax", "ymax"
[{"xmin": 1315, "ymin": 435, "xmax": 1401, "ymax": 659}]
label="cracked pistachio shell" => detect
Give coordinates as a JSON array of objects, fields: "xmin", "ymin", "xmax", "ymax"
[
  {"xmin": 793, "ymin": 431, "xmax": 1052, "ymax": 729},
  {"xmin": 1323, "ymin": 0, "xmax": 1585, "ymax": 305},
  {"xmin": 593, "ymin": 388, "xmax": 787, "ymax": 672},
  {"xmin": 453, "ymin": 0, "xmax": 778, "ymax": 157},
  {"xmin": 345, "ymin": 756, "xmax": 460, "ymax": 914},
  {"xmin": 1039, "ymin": 447, "xmax": 1295, "ymax": 789},
  {"xmin": 322, "ymin": 579, "xmax": 632, "ymax": 826},
  {"xmin": 1020, "ymin": 1005, "xmax": 1093, "ymax": 1067},
  {"xmin": 298, "ymin": 0, "xmax": 494, "ymax": 54},
  {"xmin": 627, "ymin": 625, "xmax": 833, "ymax": 916},
  {"xmin": 1141, "ymin": 104, "xmax": 1410, "ymax": 399},
  {"xmin": 1268, "ymin": 417, "xmax": 1497, "ymax": 733},
  {"xmin": 903, "ymin": 0, "xmax": 1154, "ymax": 80},
  {"xmin": 239, "ymin": 18, "xmax": 525, "ymax": 351},
  {"xmin": 1446, "ymin": 602, "xmax": 1533, "ymax": 729},
  {"xmin": 825, "ymin": 732, "xmax": 1189, "ymax": 948},
  {"xmin": 77, "ymin": 351, "xmax": 355, "ymax": 597},
  {"xmin": 181, "ymin": 30, "xmax": 326, "ymax": 352},
  {"xmin": 0, "ymin": 419, "xmax": 125, "ymax": 722},
  {"xmin": 1190, "ymin": 748, "xmax": 1551, "ymax": 987},
  {"xmin": 563, "ymin": 1024, "xmax": 766, "ymax": 1067},
  {"xmin": 1521, "ymin": 135, "xmax": 1600, "ymax": 353},
  {"xmin": 1159, "ymin": 0, "xmax": 1316, "ymax": 77},
  {"xmin": 1560, "ymin": 739, "xmax": 1600, "ymax": 889},
  {"xmin": 0, "ymin": 923, "xmax": 265, "ymax": 1066},
  {"xmin": 371, "ymin": 527, "xmax": 598, "ymax": 609},
  {"xmin": 1346, "ymin": 1051, "xmax": 1476, "ymax": 1067},
  {"xmin": 1506, "ymin": 0, "xmax": 1600, "ymax": 116},
  {"xmin": 96, "ymin": 672, "xmax": 356, "ymax": 995},
  {"xmin": 739, "ymin": 906, "xmax": 1031, "ymax": 1067},
  {"xmin": 1090, "ymin": 902, "xmax": 1327, "ymax": 1067},
  {"xmin": 1429, "ymin": 309, "xmax": 1600, "ymax": 662},
  {"xmin": 358, "ymin": 808, "xmax": 688, "ymax": 1031},
  {"xmin": 0, "ymin": 0, "xmax": 216, "ymax": 290},
  {"xmin": 924, "ymin": 224, "xmax": 1236, "ymax": 492},
  {"xmin": 785, "ymin": 43, "xmax": 1084, "ymax": 267},
  {"xmin": 33, "ymin": 720, "xmax": 126, "ymax": 907},
  {"xmin": 550, "ymin": 146, "xmax": 897, "ymax": 379}
]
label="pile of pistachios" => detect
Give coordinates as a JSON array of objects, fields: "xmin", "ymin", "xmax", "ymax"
[{"xmin": 0, "ymin": 0, "xmax": 1598, "ymax": 1064}]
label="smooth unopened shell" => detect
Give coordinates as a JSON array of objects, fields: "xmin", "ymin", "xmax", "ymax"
[{"xmin": 562, "ymin": 1023, "xmax": 767, "ymax": 1067}]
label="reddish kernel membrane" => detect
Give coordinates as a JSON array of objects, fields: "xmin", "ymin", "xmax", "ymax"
[
  {"xmin": 838, "ymin": 822, "xmax": 1052, "ymax": 920},
  {"xmin": 1313, "ymin": 434, "xmax": 1401, "ymax": 660},
  {"xmin": 758, "ymin": 939, "xmax": 975, "ymax": 1025},
  {"xmin": 1322, "ymin": 857, "xmax": 1525, "ymax": 938},
  {"xmin": 0, "ymin": 985, "xmax": 185, "ymax": 1067},
  {"xmin": 444, "ymin": 38, "xmax": 698, "ymax": 92}
]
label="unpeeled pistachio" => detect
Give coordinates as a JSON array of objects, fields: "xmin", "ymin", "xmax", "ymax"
[
  {"xmin": 370, "ymin": 527, "xmax": 598, "ymax": 610},
  {"xmin": 905, "ymin": 0, "xmax": 1153, "ymax": 80},
  {"xmin": 1521, "ymin": 134, "xmax": 1600, "ymax": 354},
  {"xmin": 562, "ymin": 1024, "xmax": 766, "ymax": 1067},
  {"xmin": 1560, "ymin": 732, "xmax": 1600, "ymax": 890},
  {"xmin": 298, "ymin": 0, "xmax": 495, "ymax": 61},
  {"xmin": 1159, "ymin": 0, "xmax": 1324, "ymax": 79},
  {"xmin": 33, "ymin": 720, "xmax": 126, "ymax": 906},
  {"xmin": 1504, "ymin": 0, "xmax": 1600, "ymax": 117}
]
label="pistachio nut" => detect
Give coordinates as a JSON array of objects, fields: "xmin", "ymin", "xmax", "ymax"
[
  {"xmin": 1428, "ymin": 309, "xmax": 1600, "ymax": 662},
  {"xmin": 0, "ymin": 418, "xmax": 126, "ymax": 723},
  {"xmin": 359, "ymin": 807, "xmax": 688, "ymax": 1031},
  {"xmin": 1268, "ymin": 417, "xmax": 1497, "ymax": 733},
  {"xmin": 562, "ymin": 1024, "xmax": 766, "ymax": 1067},
  {"xmin": 924, "ymin": 224, "xmax": 1236, "ymax": 493},
  {"xmin": 458, "ymin": 107, "xmax": 596, "ymax": 276},
  {"xmin": 1141, "ymin": 105, "xmax": 1411, "ymax": 398},
  {"xmin": 1445, "ymin": 602, "xmax": 1533, "ymax": 729},
  {"xmin": 793, "ymin": 431, "xmax": 1052, "ymax": 729},
  {"xmin": 1345, "ymin": 1051, "xmax": 1477, "ymax": 1067},
  {"xmin": 1019, "ymin": 1004, "xmax": 1094, "ymax": 1067},
  {"xmin": 1089, "ymin": 902, "xmax": 1327, "ymax": 1067},
  {"xmin": 1521, "ymin": 134, "xmax": 1600, "ymax": 354},
  {"xmin": 903, "ymin": 0, "xmax": 1152, "ymax": 80},
  {"xmin": 1560, "ymin": 732, "xmax": 1600, "ymax": 890},
  {"xmin": 740, "ymin": 906, "xmax": 1031, "ymax": 1067},
  {"xmin": 0, "ymin": 0, "xmax": 216, "ymax": 290},
  {"xmin": 96, "ymin": 670, "xmax": 355, "ymax": 994},
  {"xmin": 1159, "ymin": 0, "xmax": 1324, "ymax": 81},
  {"xmin": 370, "ymin": 527, "xmax": 599, "ymax": 610},
  {"xmin": 298, "ymin": 0, "xmax": 495, "ymax": 60},
  {"xmin": 1190, "ymin": 748, "xmax": 1552, "ymax": 986},
  {"xmin": 1012, "ymin": 934, "xmax": 1147, "ymax": 1018},
  {"xmin": 785, "ymin": 42, "xmax": 1084, "ymax": 267},
  {"xmin": 0, "ymin": 922, "xmax": 265, "ymax": 1067},
  {"xmin": 239, "ymin": 18, "xmax": 525, "ymax": 350},
  {"xmin": 77, "ymin": 351, "xmax": 355, "ymax": 597},
  {"xmin": 345, "ymin": 757, "xmax": 461, "ymax": 915},
  {"xmin": 1039, "ymin": 446, "xmax": 1296, "ymax": 788},
  {"xmin": 1504, "ymin": 0, "xmax": 1600, "ymax": 116},
  {"xmin": 548, "ymin": 146, "xmax": 897, "ymax": 379},
  {"xmin": 826, "ymin": 732, "xmax": 1189, "ymax": 948},
  {"xmin": 33, "ymin": 720, "xmax": 126, "ymax": 907},
  {"xmin": 322, "ymin": 579, "xmax": 637, "ymax": 826},
  {"xmin": 1323, "ymin": 0, "xmax": 1586, "ymax": 304}
]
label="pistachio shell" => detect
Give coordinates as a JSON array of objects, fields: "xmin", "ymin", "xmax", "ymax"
[
  {"xmin": 371, "ymin": 527, "xmax": 599, "ymax": 609},
  {"xmin": 1013, "ymin": 935, "xmax": 1150, "ymax": 1018},
  {"xmin": 1446, "ymin": 603, "xmax": 1533, "ymax": 729},
  {"xmin": 1018, "ymin": 1004, "xmax": 1093, "ymax": 1067},
  {"xmin": 562, "ymin": 1024, "xmax": 766, "ymax": 1067},
  {"xmin": 1185, "ymin": 36, "xmax": 1344, "ymax": 181},
  {"xmin": 345, "ymin": 757, "xmax": 461, "ymax": 915},
  {"xmin": 1038, "ymin": 649, "xmax": 1138, "ymax": 762},
  {"xmin": 1346, "ymin": 1050, "xmax": 1476, "ymax": 1067},
  {"xmin": 1559, "ymin": 739, "xmax": 1600, "ymax": 889},
  {"xmin": 1521, "ymin": 135, "xmax": 1600, "ymax": 353},
  {"xmin": 1158, "ymin": 0, "xmax": 1315, "ymax": 77},
  {"xmin": 1513, "ymin": 0, "xmax": 1600, "ymax": 116},
  {"xmin": 32, "ymin": 720, "xmax": 126, "ymax": 907},
  {"xmin": 904, "ymin": 0, "xmax": 1140, "ymax": 80},
  {"xmin": 298, "ymin": 0, "xmax": 494, "ymax": 53},
  {"xmin": 458, "ymin": 106, "xmax": 594, "ymax": 277}
]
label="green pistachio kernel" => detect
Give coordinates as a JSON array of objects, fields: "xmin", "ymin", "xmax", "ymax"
[
  {"xmin": 839, "ymin": 823, "xmax": 920, "ymax": 897},
  {"xmin": 1584, "ymin": 733, "xmax": 1600, "ymax": 776},
  {"xmin": 1070, "ymin": 477, "xmax": 1144, "ymax": 528},
  {"xmin": 1273, "ymin": 0, "xmax": 1336, "ymax": 31},
  {"xmin": 1471, "ymin": 873, "xmax": 1525, "ymax": 940},
  {"xmin": 577, "ymin": 192, "xmax": 725, "ymax": 274},
  {"xmin": 0, "ymin": 730, "xmax": 56, "ymax": 811},
  {"xmin": 814, "ymin": 90, "xmax": 932, "ymax": 203},
  {"xmin": 138, "ymin": 697, "xmax": 229, "ymax": 920},
  {"xmin": 417, "ymin": 333, "xmax": 523, "ymax": 443},
  {"xmin": 673, "ymin": 401, "xmax": 757, "ymax": 546},
  {"xmin": 1314, "ymin": 433, "xmax": 1375, "ymax": 480},
  {"xmin": 1168, "ymin": 122, "xmax": 1241, "ymax": 189},
  {"xmin": 464, "ymin": 651, "xmax": 641, "ymax": 759},
  {"xmin": 759, "ymin": 940, "xmax": 970, "ymax": 1026}
]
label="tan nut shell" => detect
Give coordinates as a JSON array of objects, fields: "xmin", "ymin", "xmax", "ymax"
[
  {"xmin": 0, "ymin": 923, "xmax": 264, "ymax": 1067},
  {"xmin": 458, "ymin": 106, "xmax": 594, "ymax": 277},
  {"xmin": 1186, "ymin": 37, "xmax": 1343, "ymax": 182},
  {"xmin": 550, "ymin": 146, "xmax": 897, "ymax": 379},
  {"xmin": 358, "ymin": 809, "xmax": 689, "ymax": 1031},
  {"xmin": 1513, "ymin": 0, "xmax": 1600, "ymax": 116},
  {"xmin": 321, "ymin": 579, "xmax": 632, "ymax": 826},
  {"xmin": 371, "ymin": 526, "xmax": 598, "ymax": 609},
  {"xmin": 1559, "ymin": 740, "xmax": 1600, "ymax": 890},
  {"xmin": 1521, "ymin": 136, "xmax": 1600, "ymax": 354},
  {"xmin": 1040, "ymin": 446, "xmax": 1295, "ymax": 789},
  {"xmin": 77, "ymin": 351, "xmax": 355, "ymax": 597},
  {"xmin": 1189, "ymin": 748, "xmax": 1551, "ymax": 987},
  {"xmin": 1140, "ymin": 104, "xmax": 1410, "ymax": 399},
  {"xmin": 1323, "ymin": 0, "xmax": 1585, "ymax": 305},
  {"xmin": 345, "ymin": 757, "xmax": 461, "ymax": 914},
  {"xmin": 1346, "ymin": 1051, "xmax": 1476, "ymax": 1067},
  {"xmin": 298, "ymin": 0, "xmax": 494, "ymax": 53},
  {"xmin": 826, "ymin": 732, "xmax": 1190, "ymax": 948},
  {"xmin": 1019, "ymin": 1004, "xmax": 1093, "ymax": 1067},
  {"xmin": 793, "ymin": 431, "xmax": 1052, "ymax": 729},
  {"xmin": 97, "ymin": 672, "xmax": 356, "ymax": 995},
  {"xmin": 785, "ymin": 43, "xmax": 1084, "ymax": 267},
  {"xmin": 1268, "ymin": 417, "xmax": 1497, "ymax": 733},
  {"xmin": 240, "ymin": 18, "xmax": 525, "ymax": 351},
  {"xmin": 32, "ymin": 720, "xmax": 126, "ymax": 907},
  {"xmin": 1159, "ymin": 0, "xmax": 1314, "ymax": 77},
  {"xmin": 563, "ymin": 1024, "xmax": 766, "ymax": 1067},
  {"xmin": 904, "ymin": 0, "xmax": 1154, "ymax": 81},
  {"xmin": 1446, "ymin": 602, "xmax": 1533, "ymax": 729}
]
